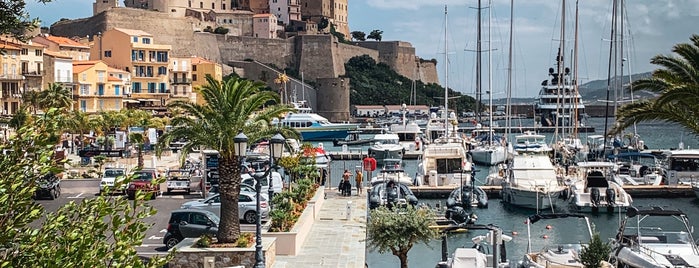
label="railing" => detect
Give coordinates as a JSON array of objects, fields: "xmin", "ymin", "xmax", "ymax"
[{"xmin": 170, "ymin": 78, "xmax": 192, "ymax": 84}]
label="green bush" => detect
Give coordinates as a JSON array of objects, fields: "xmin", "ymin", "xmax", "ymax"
[
  {"xmin": 214, "ymin": 26, "xmax": 229, "ymax": 35},
  {"xmin": 194, "ymin": 234, "xmax": 213, "ymax": 248},
  {"xmin": 579, "ymin": 232, "xmax": 611, "ymax": 268}
]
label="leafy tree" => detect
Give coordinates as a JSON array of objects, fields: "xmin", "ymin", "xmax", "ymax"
[
  {"xmin": 214, "ymin": 26, "xmax": 229, "ymax": 35},
  {"xmin": 22, "ymin": 90, "xmax": 41, "ymax": 115},
  {"xmin": 329, "ymin": 23, "xmax": 348, "ymax": 43},
  {"xmin": 367, "ymin": 29, "xmax": 384, "ymax": 41},
  {"xmin": 366, "ymin": 206, "xmax": 439, "ymax": 268},
  {"xmin": 317, "ymin": 17, "xmax": 329, "ymax": 30},
  {"xmin": 351, "ymin": 31, "xmax": 366, "ymax": 41},
  {"xmin": 579, "ymin": 232, "xmax": 611, "ymax": 268},
  {"xmin": 157, "ymin": 75, "xmax": 294, "ymax": 243},
  {"xmin": 63, "ymin": 110, "xmax": 93, "ymax": 150},
  {"xmin": 0, "ymin": 0, "xmax": 52, "ymax": 41},
  {"xmin": 0, "ymin": 108, "xmax": 170, "ymax": 267},
  {"xmin": 39, "ymin": 82, "xmax": 73, "ymax": 110},
  {"xmin": 612, "ymin": 34, "xmax": 699, "ymax": 136},
  {"xmin": 8, "ymin": 107, "xmax": 29, "ymax": 130}
]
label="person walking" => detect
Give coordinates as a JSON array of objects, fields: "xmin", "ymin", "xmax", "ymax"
[
  {"xmin": 342, "ymin": 169, "xmax": 352, "ymax": 196},
  {"xmin": 355, "ymin": 169, "xmax": 363, "ymax": 195}
]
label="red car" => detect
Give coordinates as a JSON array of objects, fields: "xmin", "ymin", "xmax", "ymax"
[{"xmin": 127, "ymin": 168, "xmax": 161, "ymax": 200}]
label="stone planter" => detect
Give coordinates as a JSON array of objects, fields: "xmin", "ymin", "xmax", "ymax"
[
  {"xmin": 168, "ymin": 237, "xmax": 277, "ymax": 268},
  {"xmin": 263, "ymin": 186, "xmax": 325, "ymax": 255}
]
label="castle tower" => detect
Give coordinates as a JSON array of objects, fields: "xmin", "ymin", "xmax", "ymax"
[{"xmin": 93, "ymin": 0, "xmax": 119, "ymax": 15}]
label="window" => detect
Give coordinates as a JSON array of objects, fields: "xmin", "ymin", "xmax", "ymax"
[
  {"xmin": 82, "ymin": 73, "xmax": 87, "ymax": 81},
  {"xmin": 142, "ymin": 38, "xmax": 151, "ymax": 44},
  {"xmin": 115, "ymin": 99, "xmax": 120, "ymax": 109},
  {"xmin": 80, "ymin": 100, "xmax": 86, "ymax": 112},
  {"xmin": 132, "ymin": 82, "xmax": 141, "ymax": 93},
  {"xmin": 98, "ymin": 100, "xmax": 104, "ymax": 110},
  {"xmin": 159, "ymin": 83, "xmax": 166, "ymax": 93},
  {"xmin": 148, "ymin": 82, "xmax": 156, "ymax": 93},
  {"xmin": 192, "ymin": 65, "xmax": 197, "ymax": 71},
  {"xmin": 114, "ymin": 85, "xmax": 121, "ymax": 95},
  {"xmin": 104, "ymin": 50, "xmax": 112, "ymax": 57},
  {"xmin": 80, "ymin": 84, "xmax": 89, "ymax": 95},
  {"xmin": 158, "ymin": 66, "xmax": 167, "ymax": 75},
  {"xmin": 132, "ymin": 36, "xmax": 138, "ymax": 42},
  {"xmin": 98, "ymin": 84, "xmax": 104, "ymax": 96},
  {"xmin": 190, "ymin": 213, "xmax": 209, "ymax": 225},
  {"xmin": 222, "ymin": 3, "xmax": 225, "ymax": 9},
  {"xmin": 35, "ymin": 50, "xmax": 42, "ymax": 56},
  {"xmin": 211, "ymin": 2, "xmax": 214, "ymax": 9},
  {"xmin": 192, "ymin": 74, "xmax": 197, "ymax": 81},
  {"xmin": 20, "ymin": 48, "xmax": 28, "ymax": 55},
  {"xmin": 156, "ymin": 51, "xmax": 168, "ymax": 62},
  {"xmin": 199, "ymin": 2, "xmax": 203, "ymax": 8}
]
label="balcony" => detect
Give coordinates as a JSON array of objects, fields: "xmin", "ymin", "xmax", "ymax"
[
  {"xmin": 170, "ymin": 78, "xmax": 192, "ymax": 84},
  {"xmin": 21, "ymin": 70, "xmax": 43, "ymax": 76}
]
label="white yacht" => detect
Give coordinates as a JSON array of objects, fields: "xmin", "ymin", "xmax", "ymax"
[
  {"xmin": 664, "ymin": 149, "xmax": 699, "ymax": 185},
  {"xmin": 276, "ymin": 101, "xmax": 358, "ymax": 141},
  {"xmin": 370, "ymin": 159, "xmax": 415, "ymax": 186},
  {"xmin": 568, "ymin": 161, "xmax": 633, "ymax": 213},
  {"xmin": 500, "ymin": 153, "xmax": 568, "ymax": 211},
  {"xmin": 513, "ymin": 131, "xmax": 552, "ymax": 154},
  {"xmin": 367, "ymin": 133, "xmax": 405, "ymax": 167},
  {"xmin": 469, "ymin": 128, "xmax": 507, "ymax": 166},
  {"xmin": 389, "ymin": 121, "xmax": 423, "ymax": 152},
  {"xmin": 417, "ymin": 133, "xmax": 472, "ymax": 187},
  {"xmin": 534, "ymin": 63, "xmax": 586, "ymax": 128}
]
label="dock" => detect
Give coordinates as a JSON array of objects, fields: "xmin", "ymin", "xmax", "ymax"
[
  {"xmin": 328, "ymin": 150, "xmax": 422, "ymax": 160},
  {"xmin": 409, "ymin": 184, "xmax": 695, "ymax": 199}
]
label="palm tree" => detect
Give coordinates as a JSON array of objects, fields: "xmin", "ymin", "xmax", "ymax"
[
  {"xmin": 157, "ymin": 75, "xmax": 294, "ymax": 243},
  {"xmin": 39, "ymin": 83, "xmax": 73, "ymax": 110},
  {"xmin": 22, "ymin": 90, "xmax": 41, "ymax": 115},
  {"xmin": 611, "ymin": 34, "xmax": 699, "ymax": 136},
  {"xmin": 64, "ymin": 110, "xmax": 93, "ymax": 150}
]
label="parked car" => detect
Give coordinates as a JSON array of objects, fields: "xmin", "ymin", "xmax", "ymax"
[
  {"xmin": 99, "ymin": 168, "xmax": 127, "ymax": 195},
  {"xmin": 34, "ymin": 172, "xmax": 61, "ymax": 200},
  {"xmin": 163, "ymin": 209, "xmax": 219, "ymax": 249},
  {"xmin": 126, "ymin": 168, "xmax": 160, "ymax": 200},
  {"xmin": 207, "ymin": 184, "xmax": 268, "ymax": 201},
  {"xmin": 165, "ymin": 169, "xmax": 192, "ymax": 194},
  {"xmin": 241, "ymin": 171, "xmax": 283, "ymax": 194},
  {"xmin": 180, "ymin": 192, "xmax": 269, "ymax": 224}
]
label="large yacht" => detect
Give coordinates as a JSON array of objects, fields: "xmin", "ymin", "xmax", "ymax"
[
  {"xmin": 276, "ymin": 101, "xmax": 358, "ymax": 141},
  {"xmin": 535, "ymin": 55, "xmax": 586, "ymax": 128}
]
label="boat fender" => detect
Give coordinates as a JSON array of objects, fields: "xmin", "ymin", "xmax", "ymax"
[
  {"xmin": 461, "ymin": 190, "xmax": 473, "ymax": 208},
  {"xmin": 590, "ymin": 187, "xmax": 601, "ymax": 206},
  {"xmin": 605, "ymin": 188, "xmax": 616, "ymax": 205}
]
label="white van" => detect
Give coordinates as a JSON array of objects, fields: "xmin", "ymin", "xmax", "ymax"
[
  {"xmin": 99, "ymin": 167, "xmax": 127, "ymax": 195},
  {"xmin": 241, "ymin": 171, "xmax": 283, "ymax": 194}
]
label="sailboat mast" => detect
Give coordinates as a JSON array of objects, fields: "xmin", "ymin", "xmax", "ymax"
[
  {"xmin": 554, "ymin": 0, "xmax": 566, "ymax": 140},
  {"xmin": 506, "ymin": 0, "xmax": 514, "ymax": 139},
  {"xmin": 476, "ymin": 0, "xmax": 482, "ymax": 123},
  {"xmin": 444, "ymin": 5, "xmax": 449, "ymax": 136},
  {"xmin": 488, "ymin": 0, "xmax": 493, "ymax": 145},
  {"xmin": 573, "ymin": 0, "xmax": 580, "ymax": 136},
  {"xmin": 603, "ymin": 0, "xmax": 619, "ymax": 156}
]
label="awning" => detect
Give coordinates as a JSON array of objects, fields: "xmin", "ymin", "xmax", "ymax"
[
  {"xmin": 122, "ymin": 99, "xmax": 140, "ymax": 103},
  {"xmin": 137, "ymin": 99, "xmax": 160, "ymax": 102}
]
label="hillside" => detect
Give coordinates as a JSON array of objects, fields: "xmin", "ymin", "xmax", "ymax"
[{"xmin": 345, "ymin": 55, "xmax": 477, "ymax": 112}]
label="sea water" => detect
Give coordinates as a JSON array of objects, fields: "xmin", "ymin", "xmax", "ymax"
[{"xmin": 315, "ymin": 117, "xmax": 699, "ymax": 267}]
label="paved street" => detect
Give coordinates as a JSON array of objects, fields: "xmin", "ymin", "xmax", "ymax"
[{"xmin": 35, "ymin": 178, "xmax": 259, "ymax": 258}]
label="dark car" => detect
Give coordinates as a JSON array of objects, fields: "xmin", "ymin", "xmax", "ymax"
[
  {"xmin": 126, "ymin": 168, "xmax": 160, "ymax": 200},
  {"xmin": 34, "ymin": 172, "xmax": 61, "ymax": 200},
  {"xmin": 164, "ymin": 209, "xmax": 220, "ymax": 249}
]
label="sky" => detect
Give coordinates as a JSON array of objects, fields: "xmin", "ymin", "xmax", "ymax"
[{"xmin": 27, "ymin": 0, "xmax": 699, "ymax": 98}]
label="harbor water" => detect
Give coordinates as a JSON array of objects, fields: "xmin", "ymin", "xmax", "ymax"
[{"xmin": 314, "ymin": 117, "xmax": 699, "ymax": 267}]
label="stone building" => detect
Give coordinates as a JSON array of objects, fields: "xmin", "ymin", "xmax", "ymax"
[
  {"xmin": 299, "ymin": 0, "xmax": 348, "ymax": 37},
  {"xmin": 253, "ymin": 14, "xmax": 278, "ymax": 39}
]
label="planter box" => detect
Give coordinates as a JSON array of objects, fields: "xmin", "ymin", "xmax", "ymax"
[
  {"xmin": 168, "ymin": 237, "xmax": 276, "ymax": 268},
  {"xmin": 263, "ymin": 186, "xmax": 325, "ymax": 255}
]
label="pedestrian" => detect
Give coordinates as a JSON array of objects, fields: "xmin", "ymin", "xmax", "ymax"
[
  {"xmin": 342, "ymin": 169, "xmax": 351, "ymax": 196},
  {"xmin": 355, "ymin": 169, "xmax": 363, "ymax": 195}
]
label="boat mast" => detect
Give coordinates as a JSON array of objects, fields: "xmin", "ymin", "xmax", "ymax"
[
  {"xmin": 572, "ymin": 0, "xmax": 580, "ymax": 136},
  {"xmin": 506, "ymin": 0, "xmax": 513, "ymax": 140},
  {"xmin": 444, "ymin": 5, "xmax": 449, "ymax": 137},
  {"xmin": 554, "ymin": 0, "xmax": 566, "ymax": 141},
  {"xmin": 603, "ymin": 0, "xmax": 619, "ymax": 156},
  {"xmin": 488, "ymin": 0, "xmax": 493, "ymax": 145},
  {"xmin": 476, "ymin": 0, "xmax": 482, "ymax": 123}
]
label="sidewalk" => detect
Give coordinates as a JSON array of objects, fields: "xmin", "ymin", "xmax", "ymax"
[{"xmin": 272, "ymin": 187, "xmax": 367, "ymax": 268}]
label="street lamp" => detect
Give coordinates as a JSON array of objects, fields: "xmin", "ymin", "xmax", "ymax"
[{"xmin": 235, "ymin": 132, "xmax": 284, "ymax": 268}]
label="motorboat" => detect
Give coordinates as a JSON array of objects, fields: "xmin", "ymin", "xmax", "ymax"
[
  {"xmin": 368, "ymin": 180, "xmax": 418, "ymax": 210},
  {"xmin": 470, "ymin": 128, "xmax": 507, "ymax": 166},
  {"xmin": 446, "ymin": 178, "xmax": 488, "ymax": 209},
  {"xmin": 662, "ymin": 149, "xmax": 699, "ymax": 185},
  {"xmin": 610, "ymin": 206, "xmax": 699, "ymax": 268},
  {"xmin": 519, "ymin": 213, "xmax": 594, "ymax": 268},
  {"xmin": 369, "ymin": 158, "xmax": 415, "ymax": 186},
  {"xmin": 275, "ymin": 101, "xmax": 358, "ymax": 141},
  {"xmin": 368, "ymin": 133, "xmax": 405, "ymax": 167},
  {"xmin": 513, "ymin": 131, "xmax": 552, "ymax": 155},
  {"xmin": 417, "ymin": 133, "xmax": 473, "ymax": 187},
  {"xmin": 500, "ymin": 153, "xmax": 568, "ymax": 211},
  {"xmin": 436, "ymin": 223, "xmax": 512, "ymax": 268},
  {"xmin": 568, "ymin": 161, "xmax": 633, "ymax": 213},
  {"xmin": 389, "ymin": 120, "xmax": 423, "ymax": 152},
  {"xmin": 332, "ymin": 130, "xmax": 374, "ymax": 146},
  {"xmin": 607, "ymin": 152, "xmax": 665, "ymax": 186}
]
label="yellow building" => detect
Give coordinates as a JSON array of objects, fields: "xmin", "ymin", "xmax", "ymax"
[
  {"xmin": 73, "ymin": 60, "xmax": 125, "ymax": 113},
  {"xmin": 19, "ymin": 40, "xmax": 45, "ymax": 94},
  {"xmin": 90, "ymin": 28, "xmax": 171, "ymax": 107},
  {"xmin": 0, "ymin": 42, "xmax": 23, "ymax": 115},
  {"xmin": 31, "ymin": 34, "xmax": 91, "ymax": 61},
  {"xmin": 190, "ymin": 56, "xmax": 222, "ymax": 105},
  {"xmin": 169, "ymin": 56, "xmax": 193, "ymax": 103}
]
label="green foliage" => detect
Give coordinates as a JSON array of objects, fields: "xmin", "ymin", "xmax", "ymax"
[
  {"xmin": 203, "ymin": 26, "xmax": 213, "ymax": 33},
  {"xmin": 330, "ymin": 23, "xmax": 348, "ymax": 44},
  {"xmin": 0, "ymin": 0, "xmax": 51, "ymax": 42},
  {"xmin": 367, "ymin": 29, "xmax": 384, "ymax": 41},
  {"xmin": 235, "ymin": 233, "xmax": 253, "ymax": 248},
  {"xmin": 0, "ymin": 109, "xmax": 171, "ymax": 267},
  {"xmin": 195, "ymin": 234, "xmax": 213, "ymax": 248},
  {"xmin": 39, "ymin": 82, "xmax": 73, "ymax": 110},
  {"xmin": 269, "ymin": 178, "xmax": 318, "ymax": 232},
  {"xmin": 318, "ymin": 17, "xmax": 329, "ymax": 30},
  {"xmin": 579, "ymin": 232, "xmax": 612, "ymax": 268},
  {"xmin": 351, "ymin": 31, "xmax": 366, "ymax": 41},
  {"xmin": 214, "ymin": 26, "xmax": 229, "ymax": 35},
  {"xmin": 366, "ymin": 206, "xmax": 439, "ymax": 268},
  {"xmin": 345, "ymin": 55, "xmax": 477, "ymax": 111},
  {"xmin": 611, "ymin": 34, "xmax": 699, "ymax": 136}
]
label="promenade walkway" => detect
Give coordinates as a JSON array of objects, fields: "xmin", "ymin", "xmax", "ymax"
[{"xmin": 272, "ymin": 188, "xmax": 367, "ymax": 268}]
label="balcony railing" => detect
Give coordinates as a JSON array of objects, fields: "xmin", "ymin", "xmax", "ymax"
[
  {"xmin": 170, "ymin": 78, "xmax": 192, "ymax": 84},
  {"xmin": 22, "ymin": 70, "xmax": 43, "ymax": 76}
]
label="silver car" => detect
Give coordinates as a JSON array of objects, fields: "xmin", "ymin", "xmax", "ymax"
[{"xmin": 180, "ymin": 192, "xmax": 269, "ymax": 224}]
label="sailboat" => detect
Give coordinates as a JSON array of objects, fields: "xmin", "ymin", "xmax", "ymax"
[{"xmin": 469, "ymin": 0, "xmax": 506, "ymax": 166}]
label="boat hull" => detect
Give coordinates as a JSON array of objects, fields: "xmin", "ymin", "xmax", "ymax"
[
  {"xmin": 299, "ymin": 128, "xmax": 353, "ymax": 141},
  {"xmin": 471, "ymin": 146, "xmax": 507, "ymax": 165},
  {"xmin": 501, "ymin": 186, "xmax": 566, "ymax": 210}
]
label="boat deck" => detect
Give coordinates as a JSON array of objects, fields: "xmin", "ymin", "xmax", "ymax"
[{"xmin": 408, "ymin": 184, "xmax": 694, "ymax": 199}]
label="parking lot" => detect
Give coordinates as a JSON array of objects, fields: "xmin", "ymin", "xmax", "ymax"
[{"xmin": 34, "ymin": 179, "xmax": 259, "ymax": 258}]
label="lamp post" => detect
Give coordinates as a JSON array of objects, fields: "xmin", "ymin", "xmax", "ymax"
[
  {"xmin": 235, "ymin": 132, "xmax": 284, "ymax": 268},
  {"xmin": 268, "ymin": 133, "xmax": 285, "ymax": 208}
]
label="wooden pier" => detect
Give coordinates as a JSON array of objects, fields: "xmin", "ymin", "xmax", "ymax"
[{"xmin": 409, "ymin": 184, "xmax": 694, "ymax": 199}]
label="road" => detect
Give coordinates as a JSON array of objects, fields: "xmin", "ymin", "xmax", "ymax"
[{"xmin": 34, "ymin": 179, "xmax": 259, "ymax": 258}]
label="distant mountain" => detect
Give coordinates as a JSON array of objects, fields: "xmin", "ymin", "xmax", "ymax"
[{"xmin": 492, "ymin": 71, "xmax": 656, "ymax": 105}]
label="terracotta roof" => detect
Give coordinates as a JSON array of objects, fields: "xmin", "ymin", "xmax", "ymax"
[
  {"xmin": 112, "ymin": 27, "xmax": 152, "ymax": 37},
  {"xmin": 107, "ymin": 67, "xmax": 128, "ymax": 74},
  {"xmin": 73, "ymin": 60, "xmax": 100, "ymax": 73},
  {"xmin": 43, "ymin": 50, "xmax": 72, "ymax": 59},
  {"xmin": 45, "ymin": 35, "xmax": 89, "ymax": 48},
  {"xmin": 191, "ymin": 56, "xmax": 214, "ymax": 65},
  {"xmin": 0, "ymin": 42, "xmax": 21, "ymax": 50},
  {"xmin": 253, "ymin": 13, "xmax": 273, "ymax": 18},
  {"xmin": 107, "ymin": 76, "xmax": 122, "ymax": 82}
]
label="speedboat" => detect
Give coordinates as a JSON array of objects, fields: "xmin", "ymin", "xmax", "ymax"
[
  {"xmin": 568, "ymin": 162, "xmax": 633, "ymax": 213},
  {"xmin": 513, "ymin": 131, "xmax": 552, "ymax": 155},
  {"xmin": 369, "ymin": 159, "xmax": 415, "ymax": 186},
  {"xmin": 608, "ymin": 152, "xmax": 665, "ymax": 186},
  {"xmin": 611, "ymin": 207, "xmax": 699, "ymax": 268},
  {"xmin": 332, "ymin": 130, "xmax": 374, "ymax": 146},
  {"xmin": 519, "ymin": 213, "xmax": 593, "ymax": 268},
  {"xmin": 500, "ymin": 153, "xmax": 569, "ymax": 211},
  {"xmin": 368, "ymin": 133, "xmax": 405, "ymax": 167},
  {"xmin": 469, "ymin": 128, "xmax": 507, "ymax": 166},
  {"xmin": 389, "ymin": 120, "xmax": 423, "ymax": 152},
  {"xmin": 368, "ymin": 180, "xmax": 418, "ymax": 210},
  {"xmin": 436, "ymin": 223, "xmax": 512, "ymax": 268},
  {"xmin": 446, "ymin": 180, "xmax": 488, "ymax": 209},
  {"xmin": 276, "ymin": 101, "xmax": 358, "ymax": 141}
]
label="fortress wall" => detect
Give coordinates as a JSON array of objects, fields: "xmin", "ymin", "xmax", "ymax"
[
  {"xmin": 296, "ymin": 35, "xmax": 337, "ymax": 81},
  {"xmin": 316, "ymin": 77, "xmax": 350, "ymax": 122},
  {"xmin": 418, "ymin": 60, "xmax": 439, "ymax": 84},
  {"xmin": 334, "ymin": 42, "xmax": 379, "ymax": 76},
  {"xmin": 219, "ymin": 36, "xmax": 295, "ymax": 70}
]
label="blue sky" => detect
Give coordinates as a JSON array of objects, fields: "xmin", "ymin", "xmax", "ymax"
[{"xmin": 27, "ymin": 0, "xmax": 699, "ymax": 98}]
